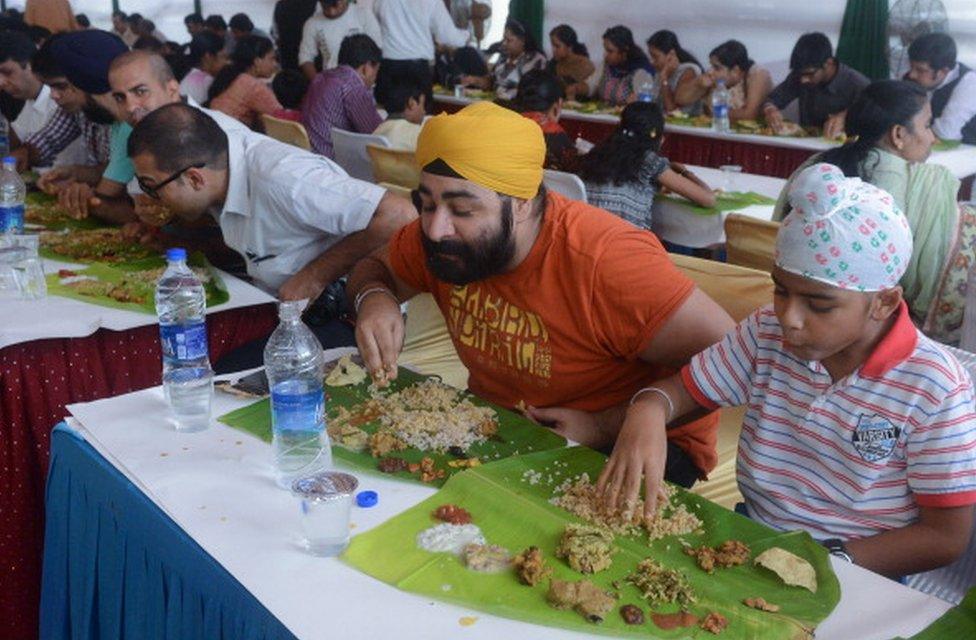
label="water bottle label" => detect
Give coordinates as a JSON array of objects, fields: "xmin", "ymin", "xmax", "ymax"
[
  {"xmin": 714, "ymin": 105, "xmax": 729, "ymax": 119},
  {"xmin": 159, "ymin": 321, "xmax": 209, "ymax": 361},
  {"xmin": 637, "ymin": 92, "xmax": 653, "ymax": 103},
  {"xmin": 0, "ymin": 204, "xmax": 23, "ymax": 233},
  {"xmin": 271, "ymin": 387, "xmax": 325, "ymax": 434}
]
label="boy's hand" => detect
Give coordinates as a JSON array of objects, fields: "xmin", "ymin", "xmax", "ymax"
[{"xmin": 596, "ymin": 401, "xmax": 669, "ymax": 522}]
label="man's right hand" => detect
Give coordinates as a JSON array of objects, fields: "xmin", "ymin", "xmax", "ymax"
[
  {"xmin": 58, "ymin": 181, "xmax": 96, "ymax": 219},
  {"xmin": 37, "ymin": 167, "xmax": 76, "ymax": 195},
  {"xmin": 354, "ymin": 290, "xmax": 404, "ymax": 384}
]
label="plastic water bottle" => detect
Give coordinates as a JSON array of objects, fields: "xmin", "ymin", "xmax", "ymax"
[
  {"xmin": 0, "ymin": 157, "xmax": 25, "ymax": 234},
  {"xmin": 712, "ymin": 80, "xmax": 731, "ymax": 133},
  {"xmin": 155, "ymin": 248, "xmax": 213, "ymax": 432},
  {"xmin": 637, "ymin": 78, "xmax": 656, "ymax": 103},
  {"xmin": 0, "ymin": 117, "xmax": 9, "ymax": 158},
  {"xmin": 264, "ymin": 300, "xmax": 332, "ymax": 488}
]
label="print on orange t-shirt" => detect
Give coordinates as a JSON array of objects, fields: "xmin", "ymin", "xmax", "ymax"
[{"xmin": 388, "ymin": 192, "xmax": 719, "ymax": 474}]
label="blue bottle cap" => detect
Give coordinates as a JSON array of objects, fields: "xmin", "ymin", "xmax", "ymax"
[
  {"xmin": 356, "ymin": 490, "xmax": 378, "ymax": 508},
  {"xmin": 166, "ymin": 247, "xmax": 187, "ymax": 262}
]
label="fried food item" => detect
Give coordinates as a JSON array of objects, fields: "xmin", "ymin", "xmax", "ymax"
[
  {"xmin": 619, "ymin": 604, "xmax": 644, "ymax": 625},
  {"xmin": 555, "ymin": 524, "xmax": 616, "ymax": 574},
  {"xmin": 701, "ymin": 611, "xmax": 729, "ymax": 634},
  {"xmin": 446, "ymin": 457, "xmax": 481, "ymax": 469},
  {"xmin": 327, "ymin": 422, "xmax": 369, "ymax": 452},
  {"xmin": 377, "ymin": 456, "xmax": 409, "ymax": 474},
  {"xmin": 368, "ymin": 431, "xmax": 406, "ymax": 458},
  {"xmin": 325, "ymin": 355, "xmax": 367, "ymax": 387},
  {"xmin": 754, "ymin": 548, "xmax": 818, "ymax": 593},
  {"xmin": 462, "ymin": 543, "xmax": 511, "ymax": 573},
  {"xmin": 627, "ymin": 558, "xmax": 696, "ymax": 606},
  {"xmin": 513, "ymin": 546, "xmax": 552, "ymax": 586},
  {"xmin": 433, "ymin": 504, "xmax": 472, "ymax": 525},
  {"xmin": 684, "ymin": 540, "xmax": 751, "ymax": 573},
  {"xmin": 651, "ymin": 611, "xmax": 699, "ymax": 630},
  {"xmin": 547, "ymin": 579, "xmax": 616, "ymax": 623},
  {"xmin": 743, "ymin": 597, "xmax": 780, "ymax": 612},
  {"xmin": 41, "ymin": 228, "xmax": 158, "ymax": 263},
  {"xmin": 413, "ymin": 456, "xmax": 445, "ymax": 483}
]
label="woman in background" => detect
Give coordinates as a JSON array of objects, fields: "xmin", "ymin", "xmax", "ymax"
[
  {"xmin": 547, "ymin": 24, "xmax": 594, "ymax": 101},
  {"xmin": 647, "ymin": 30, "xmax": 702, "ymax": 115},
  {"xmin": 513, "ymin": 69, "xmax": 576, "ymax": 171},
  {"xmin": 678, "ymin": 40, "xmax": 772, "ymax": 122},
  {"xmin": 208, "ymin": 35, "xmax": 282, "ymax": 130},
  {"xmin": 580, "ymin": 101, "xmax": 715, "ymax": 230},
  {"xmin": 180, "ymin": 30, "xmax": 227, "ymax": 105},
  {"xmin": 591, "ymin": 25, "xmax": 654, "ymax": 106},
  {"xmin": 462, "ymin": 18, "xmax": 546, "ymax": 100}
]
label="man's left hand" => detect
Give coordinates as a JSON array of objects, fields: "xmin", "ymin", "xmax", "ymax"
[{"xmin": 279, "ymin": 270, "xmax": 326, "ymax": 302}]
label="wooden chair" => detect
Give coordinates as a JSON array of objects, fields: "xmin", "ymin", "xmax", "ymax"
[
  {"xmin": 724, "ymin": 213, "xmax": 779, "ymax": 273},
  {"xmin": 259, "ymin": 114, "xmax": 311, "ymax": 151},
  {"xmin": 543, "ymin": 168, "xmax": 587, "ymax": 202},
  {"xmin": 671, "ymin": 254, "xmax": 775, "ymax": 509},
  {"xmin": 331, "ymin": 129, "xmax": 390, "ymax": 182},
  {"xmin": 367, "ymin": 145, "xmax": 420, "ymax": 189}
]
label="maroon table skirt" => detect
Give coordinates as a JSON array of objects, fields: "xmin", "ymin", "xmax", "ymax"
[{"xmin": 1, "ymin": 303, "xmax": 278, "ymax": 640}]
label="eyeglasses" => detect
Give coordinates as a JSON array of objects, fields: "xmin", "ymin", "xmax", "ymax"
[{"xmin": 137, "ymin": 162, "xmax": 205, "ymax": 200}]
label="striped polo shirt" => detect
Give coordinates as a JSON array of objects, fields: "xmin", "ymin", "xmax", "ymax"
[{"xmin": 682, "ymin": 303, "xmax": 976, "ymax": 540}]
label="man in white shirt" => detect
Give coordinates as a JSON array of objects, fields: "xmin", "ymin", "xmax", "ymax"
[
  {"xmin": 298, "ymin": 0, "xmax": 383, "ymax": 81},
  {"xmin": 128, "ymin": 103, "xmax": 416, "ymax": 368},
  {"xmin": 0, "ymin": 29, "xmax": 85, "ymax": 166},
  {"xmin": 906, "ymin": 32, "xmax": 976, "ymax": 145},
  {"xmin": 372, "ymin": 0, "xmax": 469, "ymax": 111}
]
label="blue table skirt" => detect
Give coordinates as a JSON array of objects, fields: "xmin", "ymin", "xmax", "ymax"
[{"xmin": 40, "ymin": 423, "xmax": 297, "ymax": 640}]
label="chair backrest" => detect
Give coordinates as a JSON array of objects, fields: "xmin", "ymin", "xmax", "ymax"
[
  {"xmin": 670, "ymin": 253, "xmax": 773, "ymax": 323},
  {"xmin": 367, "ymin": 144, "xmax": 420, "ymax": 189},
  {"xmin": 543, "ymin": 169, "xmax": 587, "ymax": 202},
  {"xmin": 377, "ymin": 181, "xmax": 412, "ymax": 199},
  {"xmin": 259, "ymin": 114, "xmax": 311, "ymax": 151},
  {"xmin": 724, "ymin": 213, "xmax": 780, "ymax": 273},
  {"xmin": 331, "ymin": 128, "xmax": 390, "ymax": 181}
]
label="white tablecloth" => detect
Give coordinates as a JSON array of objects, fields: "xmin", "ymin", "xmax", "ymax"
[
  {"xmin": 65, "ymin": 347, "xmax": 953, "ymax": 640},
  {"xmin": 434, "ymin": 95, "xmax": 976, "ymax": 180},
  {"xmin": 0, "ymin": 257, "xmax": 275, "ymax": 350},
  {"xmin": 651, "ymin": 165, "xmax": 785, "ymax": 248}
]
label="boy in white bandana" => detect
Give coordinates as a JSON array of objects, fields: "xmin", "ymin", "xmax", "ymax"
[{"xmin": 599, "ymin": 163, "xmax": 976, "ymax": 578}]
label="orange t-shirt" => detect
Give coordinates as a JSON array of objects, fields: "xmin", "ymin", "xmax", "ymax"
[{"xmin": 389, "ymin": 192, "xmax": 718, "ymax": 474}]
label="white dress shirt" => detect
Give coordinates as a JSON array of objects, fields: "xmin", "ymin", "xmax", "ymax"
[
  {"xmin": 297, "ymin": 4, "xmax": 383, "ymax": 70},
  {"xmin": 373, "ymin": 0, "xmax": 469, "ymax": 61},
  {"xmin": 179, "ymin": 68, "xmax": 213, "ymax": 105},
  {"xmin": 11, "ymin": 83, "xmax": 87, "ymax": 166},
  {"xmin": 932, "ymin": 64, "xmax": 976, "ymax": 142},
  {"xmin": 216, "ymin": 129, "xmax": 385, "ymax": 293}
]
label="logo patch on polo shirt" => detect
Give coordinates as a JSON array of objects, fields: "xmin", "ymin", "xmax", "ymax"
[{"xmin": 852, "ymin": 414, "xmax": 902, "ymax": 462}]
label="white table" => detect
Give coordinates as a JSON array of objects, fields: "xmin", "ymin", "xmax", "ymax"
[
  {"xmin": 434, "ymin": 94, "xmax": 976, "ymax": 181},
  {"xmin": 63, "ymin": 347, "xmax": 954, "ymax": 640},
  {"xmin": 651, "ymin": 165, "xmax": 785, "ymax": 248},
  {"xmin": 0, "ymin": 256, "xmax": 275, "ymax": 349}
]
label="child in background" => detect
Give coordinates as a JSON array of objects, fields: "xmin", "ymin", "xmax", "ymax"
[
  {"xmin": 599, "ymin": 163, "xmax": 976, "ymax": 579},
  {"xmin": 373, "ymin": 70, "xmax": 427, "ymax": 151},
  {"xmin": 272, "ymin": 69, "xmax": 308, "ymax": 122}
]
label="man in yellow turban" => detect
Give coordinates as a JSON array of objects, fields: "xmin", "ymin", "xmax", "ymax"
[{"xmin": 348, "ymin": 101, "xmax": 735, "ymax": 511}]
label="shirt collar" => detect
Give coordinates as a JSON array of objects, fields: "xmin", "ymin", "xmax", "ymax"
[
  {"xmin": 30, "ymin": 84, "xmax": 52, "ymax": 114},
  {"xmin": 220, "ymin": 130, "xmax": 251, "ymax": 219},
  {"xmin": 860, "ymin": 301, "xmax": 918, "ymax": 378},
  {"xmin": 936, "ymin": 63, "xmax": 961, "ymax": 91}
]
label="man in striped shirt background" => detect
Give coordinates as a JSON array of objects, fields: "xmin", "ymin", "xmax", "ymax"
[{"xmin": 599, "ymin": 163, "xmax": 976, "ymax": 579}]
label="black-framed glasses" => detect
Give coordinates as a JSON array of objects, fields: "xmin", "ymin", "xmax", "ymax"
[{"xmin": 137, "ymin": 162, "xmax": 205, "ymax": 200}]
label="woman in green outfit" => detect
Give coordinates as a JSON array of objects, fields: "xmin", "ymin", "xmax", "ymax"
[{"xmin": 773, "ymin": 79, "xmax": 976, "ymax": 346}]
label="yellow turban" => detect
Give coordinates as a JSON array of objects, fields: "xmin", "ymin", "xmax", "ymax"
[{"xmin": 416, "ymin": 101, "xmax": 545, "ymax": 200}]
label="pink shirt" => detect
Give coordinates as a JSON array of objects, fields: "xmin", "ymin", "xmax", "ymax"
[{"xmin": 210, "ymin": 74, "xmax": 283, "ymax": 130}]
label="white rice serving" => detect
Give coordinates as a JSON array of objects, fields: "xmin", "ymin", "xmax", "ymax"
[{"xmin": 416, "ymin": 523, "xmax": 486, "ymax": 555}]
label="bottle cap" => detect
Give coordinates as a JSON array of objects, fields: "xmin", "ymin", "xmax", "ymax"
[
  {"xmin": 356, "ymin": 490, "xmax": 378, "ymax": 508},
  {"xmin": 166, "ymin": 247, "xmax": 187, "ymax": 262}
]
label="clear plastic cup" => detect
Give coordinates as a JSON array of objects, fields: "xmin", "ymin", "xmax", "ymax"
[
  {"xmin": 5, "ymin": 234, "xmax": 46, "ymax": 300},
  {"xmin": 720, "ymin": 165, "xmax": 742, "ymax": 193},
  {"xmin": 292, "ymin": 471, "xmax": 358, "ymax": 556},
  {"xmin": 0, "ymin": 246, "xmax": 25, "ymax": 299}
]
